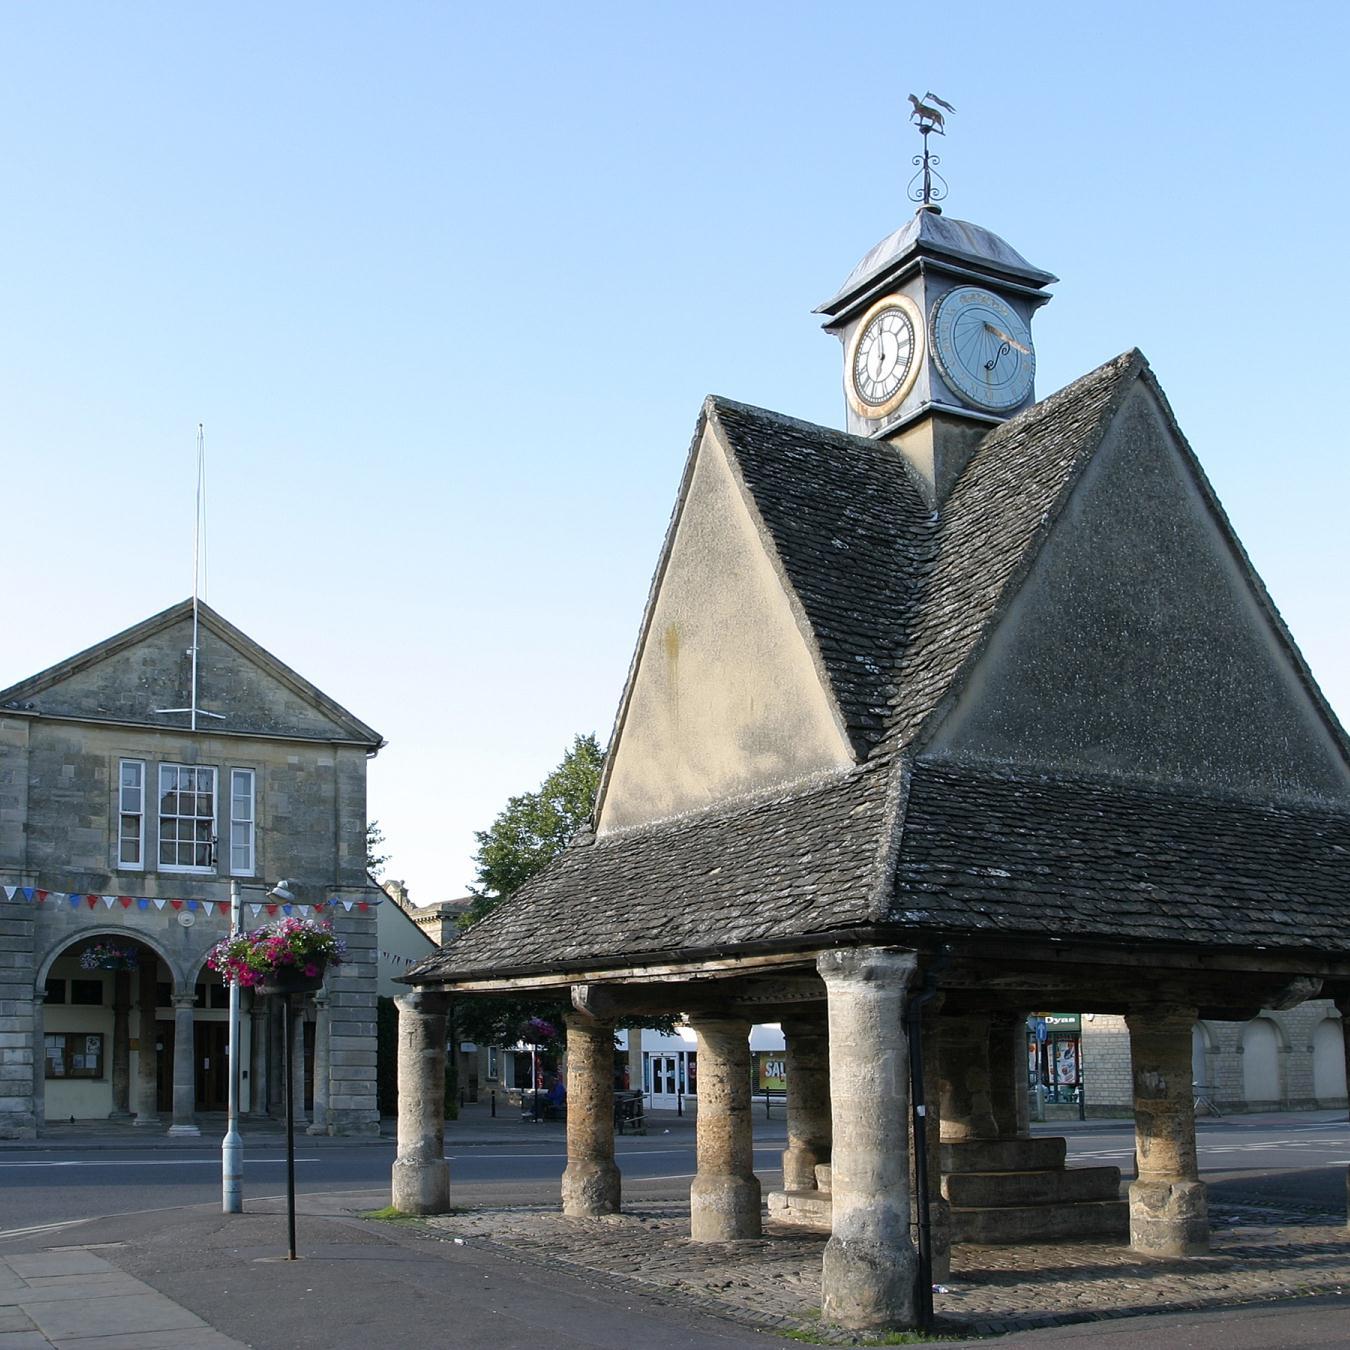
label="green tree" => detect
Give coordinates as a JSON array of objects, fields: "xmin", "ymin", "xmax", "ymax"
[
  {"xmin": 365, "ymin": 820, "xmax": 390, "ymax": 878},
  {"xmin": 461, "ymin": 733, "xmax": 604, "ymax": 927},
  {"xmin": 452, "ymin": 734, "xmax": 675, "ymax": 1047}
]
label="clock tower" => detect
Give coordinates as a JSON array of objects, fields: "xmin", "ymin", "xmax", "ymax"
[{"xmin": 815, "ymin": 204, "xmax": 1056, "ymax": 504}]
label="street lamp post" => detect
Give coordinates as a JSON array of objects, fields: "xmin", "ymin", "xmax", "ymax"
[{"xmin": 222, "ymin": 878, "xmax": 297, "ymax": 1215}]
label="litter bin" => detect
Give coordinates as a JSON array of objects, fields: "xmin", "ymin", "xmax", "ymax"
[{"xmin": 614, "ymin": 1089, "xmax": 646, "ymax": 1135}]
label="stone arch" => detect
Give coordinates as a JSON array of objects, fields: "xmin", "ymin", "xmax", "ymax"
[
  {"xmin": 1312, "ymin": 1016, "xmax": 1346, "ymax": 1104},
  {"xmin": 1240, "ymin": 1017, "xmax": 1283, "ymax": 1105},
  {"xmin": 35, "ymin": 927, "xmax": 184, "ymax": 992},
  {"xmin": 1191, "ymin": 1021, "xmax": 1217, "ymax": 1090}
]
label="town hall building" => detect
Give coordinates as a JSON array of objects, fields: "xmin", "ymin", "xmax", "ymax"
[{"xmin": 0, "ymin": 599, "xmax": 384, "ymax": 1139}]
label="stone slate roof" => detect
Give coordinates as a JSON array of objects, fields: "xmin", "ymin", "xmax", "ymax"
[
  {"xmin": 891, "ymin": 762, "xmax": 1350, "ymax": 956},
  {"xmin": 418, "ymin": 764, "xmax": 894, "ymax": 979},
  {"xmin": 408, "ymin": 351, "xmax": 1350, "ymax": 985}
]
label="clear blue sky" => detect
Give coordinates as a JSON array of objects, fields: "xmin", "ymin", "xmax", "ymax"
[{"xmin": 3, "ymin": 3, "xmax": 1346, "ymax": 906}]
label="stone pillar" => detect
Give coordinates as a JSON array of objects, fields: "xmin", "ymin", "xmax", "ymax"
[
  {"xmin": 988, "ymin": 1012, "xmax": 1027, "ymax": 1139},
  {"xmin": 1335, "ymin": 996, "xmax": 1350, "ymax": 1227},
  {"xmin": 939, "ymin": 1012, "xmax": 998, "ymax": 1141},
  {"xmin": 1127, "ymin": 1005, "xmax": 1207, "ymax": 1256},
  {"xmin": 133, "ymin": 963, "xmax": 159, "ymax": 1126},
  {"xmin": 390, "ymin": 991, "xmax": 450, "ymax": 1214},
  {"xmin": 168, "ymin": 992, "xmax": 200, "ymax": 1136},
  {"xmin": 913, "ymin": 994, "xmax": 950, "ymax": 1284},
  {"xmin": 688, "ymin": 1014, "xmax": 760, "ymax": 1240},
  {"xmin": 248, "ymin": 994, "xmax": 269, "ymax": 1117},
  {"xmin": 818, "ymin": 946, "xmax": 918, "ymax": 1333},
  {"xmin": 110, "ymin": 972, "xmax": 131, "ymax": 1118},
  {"xmin": 30, "ymin": 987, "xmax": 45, "ymax": 1132},
  {"xmin": 290, "ymin": 998, "xmax": 308, "ymax": 1126},
  {"xmin": 781, "ymin": 1011, "xmax": 831, "ymax": 1191},
  {"xmin": 561, "ymin": 1012, "xmax": 620, "ymax": 1216},
  {"xmin": 307, "ymin": 994, "xmax": 330, "ymax": 1135}
]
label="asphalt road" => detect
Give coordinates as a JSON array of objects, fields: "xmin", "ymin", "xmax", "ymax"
[{"xmin": 2, "ymin": 1113, "xmax": 1346, "ymax": 1240}]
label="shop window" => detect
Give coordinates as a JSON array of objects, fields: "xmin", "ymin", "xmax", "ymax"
[
  {"xmin": 70, "ymin": 979, "xmax": 104, "ymax": 1006},
  {"xmin": 45, "ymin": 1032, "xmax": 105, "ymax": 1079},
  {"xmin": 44, "ymin": 978, "xmax": 67, "ymax": 1004}
]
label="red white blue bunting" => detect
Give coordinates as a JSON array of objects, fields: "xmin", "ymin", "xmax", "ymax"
[{"xmin": 1, "ymin": 883, "xmax": 380, "ymax": 917}]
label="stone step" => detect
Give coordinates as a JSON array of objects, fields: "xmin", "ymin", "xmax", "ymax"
[
  {"xmin": 950, "ymin": 1198, "xmax": 1129, "ymax": 1244},
  {"xmin": 940, "ymin": 1136, "xmax": 1067, "ymax": 1174},
  {"xmin": 942, "ymin": 1165, "xmax": 1122, "ymax": 1209},
  {"xmin": 766, "ymin": 1188, "xmax": 832, "ymax": 1231}
]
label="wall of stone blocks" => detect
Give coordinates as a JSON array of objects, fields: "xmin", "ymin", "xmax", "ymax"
[
  {"xmin": 0, "ymin": 901, "xmax": 37, "ymax": 1138},
  {"xmin": 1077, "ymin": 1002, "xmax": 1347, "ymax": 1117},
  {"xmin": 322, "ymin": 906, "xmax": 380, "ymax": 1134}
]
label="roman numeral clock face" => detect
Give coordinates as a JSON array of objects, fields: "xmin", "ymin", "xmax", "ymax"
[{"xmin": 846, "ymin": 295, "xmax": 923, "ymax": 420}]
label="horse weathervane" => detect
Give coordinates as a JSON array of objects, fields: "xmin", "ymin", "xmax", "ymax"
[{"xmin": 907, "ymin": 91, "xmax": 956, "ymax": 209}]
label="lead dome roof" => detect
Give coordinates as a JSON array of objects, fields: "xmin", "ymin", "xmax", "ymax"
[{"xmin": 817, "ymin": 209, "xmax": 1057, "ymax": 317}]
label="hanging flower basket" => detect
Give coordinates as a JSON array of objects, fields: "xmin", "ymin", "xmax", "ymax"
[
  {"xmin": 206, "ymin": 916, "xmax": 345, "ymax": 993},
  {"xmin": 79, "ymin": 941, "xmax": 139, "ymax": 972},
  {"xmin": 522, "ymin": 1016, "xmax": 558, "ymax": 1046},
  {"xmin": 254, "ymin": 959, "xmax": 328, "ymax": 997}
]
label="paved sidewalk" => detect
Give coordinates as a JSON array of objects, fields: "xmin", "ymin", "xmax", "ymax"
[{"xmin": 0, "ymin": 1249, "xmax": 244, "ymax": 1349}]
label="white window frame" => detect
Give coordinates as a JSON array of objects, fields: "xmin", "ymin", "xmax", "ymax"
[
  {"xmin": 157, "ymin": 763, "xmax": 218, "ymax": 874},
  {"xmin": 229, "ymin": 768, "xmax": 256, "ymax": 877},
  {"xmin": 117, "ymin": 759, "xmax": 145, "ymax": 871}
]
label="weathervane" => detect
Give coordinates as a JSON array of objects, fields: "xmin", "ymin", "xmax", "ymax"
[{"xmin": 907, "ymin": 91, "xmax": 955, "ymax": 209}]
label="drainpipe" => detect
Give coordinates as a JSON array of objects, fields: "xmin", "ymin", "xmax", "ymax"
[{"xmin": 905, "ymin": 950, "xmax": 948, "ymax": 1330}]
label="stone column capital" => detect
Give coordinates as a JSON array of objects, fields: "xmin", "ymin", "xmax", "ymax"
[
  {"xmin": 171, "ymin": 992, "xmax": 197, "ymax": 1011},
  {"xmin": 563, "ymin": 1009, "xmax": 616, "ymax": 1035},
  {"xmin": 685, "ymin": 1013, "xmax": 752, "ymax": 1049},
  {"xmin": 394, "ymin": 989, "xmax": 451, "ymax": 1018},
  {"xmin": 817, "ymin": 946, "xmax": 917, "ymax": 991}
]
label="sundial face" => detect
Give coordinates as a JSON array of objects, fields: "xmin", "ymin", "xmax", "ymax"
[
  {"xmin": 930, "ymin": 286, "xmax": 1036, "ymax": 412},
  {"xmin": 845, "ymin": 294, "xmax": 923, "ymax": 419}
]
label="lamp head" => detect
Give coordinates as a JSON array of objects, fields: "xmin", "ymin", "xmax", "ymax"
[{"xmin": 267, "ymin": 879, "xmax": 298, "ymax": 903}]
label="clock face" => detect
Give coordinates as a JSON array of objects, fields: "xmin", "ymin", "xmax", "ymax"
[
  {"xmin": 846, "ymin": 295, "xmax": 923, "ymax": 419},
  {"xmin": 930, "ymin": 287, "xmax": 1035, "ymax": 412}
]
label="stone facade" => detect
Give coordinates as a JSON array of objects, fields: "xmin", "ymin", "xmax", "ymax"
[
  {"xmin": 1079, "ymin": 1005, "xmax": 1347, "ymax": 1115},
  {"xmin": 0, "ymin": 600, "xmax": 384, "ymax": 1138}
]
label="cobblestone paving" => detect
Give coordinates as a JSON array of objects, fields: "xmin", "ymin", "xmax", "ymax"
[{"xmin": 424, "ymin": 1200, "xmax": 1350, "ymax": 1341}]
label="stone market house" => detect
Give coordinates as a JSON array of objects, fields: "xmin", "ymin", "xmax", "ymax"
[
  {"xmin": 394, "ymin": 206, "xmax": 1350, "ymax": 1332},
  {"xmin": 0, "ymin": 600, "xmax": 384, "ymax": 1139}
]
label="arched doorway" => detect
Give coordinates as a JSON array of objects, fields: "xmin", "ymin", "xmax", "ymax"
[
  {"xmin": 36, "ymin": 931, "xmax": 175, "ymax": 1126},
  {"xmin": 1241, "ymin": 1018, "xmax": 1282, "ymax": 1106},
  {"xmin": 1312, "ymin": 1017, "xmax": 1346, "ymax": 1104}
]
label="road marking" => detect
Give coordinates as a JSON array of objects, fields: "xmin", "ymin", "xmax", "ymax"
[
  {"xmin": 0, "ymin": 1219, "xmax": 92, "ymax": 1242},
  {"xmin": 0, "ymin": 1157, "xmax": 320, "ymax": 1169}
]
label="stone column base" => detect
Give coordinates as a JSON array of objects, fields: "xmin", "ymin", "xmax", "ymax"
[
  {"xmin": 166, "ymin": 1123, "xmax": 201, "ymax": 1137},
  {"xmin": 392, "ymin": 1158, "xmax": 450, "ymax": 1214},
  {"xmin": 821, "ymin": 1232, "xmax": 917, "ymax": 1331},
  {"xmin": 1129, "ymin": 1178, "xmax": 1208, "ymax": 1256},
  {"xmin": 562, "ymin": 1159, "xmax": 621, "ymax": 1216},
  {"xmin": 691, "ymin": 1173, "xmax": 761, "ymax": 1241}
]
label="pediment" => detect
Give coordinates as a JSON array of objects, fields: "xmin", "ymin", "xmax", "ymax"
[{"xmin": 0, "ymin": 601, "xmax": 381, "ymax": 745}]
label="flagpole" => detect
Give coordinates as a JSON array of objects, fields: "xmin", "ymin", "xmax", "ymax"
[{"xmin": 222, "ymin": 879, "xmax": 244, "ymax": 1213}]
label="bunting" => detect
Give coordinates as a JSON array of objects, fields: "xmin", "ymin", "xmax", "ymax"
[{"xmin": 1, "ymin": 882, "xmax": 382, "ymax": 917}]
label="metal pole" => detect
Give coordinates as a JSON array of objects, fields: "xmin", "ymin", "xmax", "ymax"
[
  {"xmin": 283, "ymin": 991, "xmax": 297, "ymax": 1260},
  {"xmin": 222, "ymin": 880, "xmax": 243, "ymax": 1213}
]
